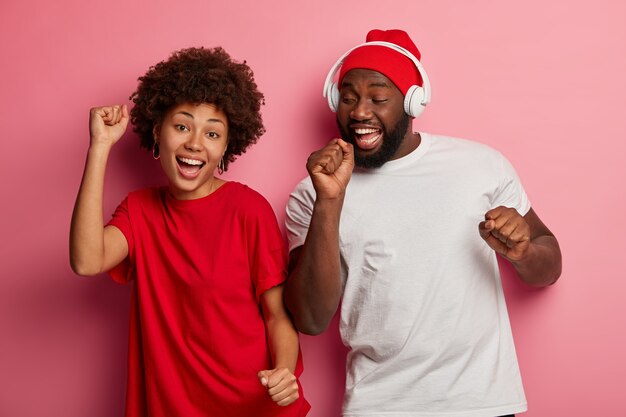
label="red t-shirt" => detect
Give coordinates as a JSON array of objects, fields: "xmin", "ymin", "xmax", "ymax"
[{"xmin": 108, "ymin": 182, "xmax": 310, "ymax": 417}]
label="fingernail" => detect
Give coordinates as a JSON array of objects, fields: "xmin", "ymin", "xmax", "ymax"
[{"xmin": 261, "ymin": 377, "xmax": 267, "ymax": 386}]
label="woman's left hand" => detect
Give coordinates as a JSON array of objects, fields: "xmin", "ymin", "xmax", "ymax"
[{"xmin": 258, "ymin": 367, "xmax": 300, "ymax": 406}]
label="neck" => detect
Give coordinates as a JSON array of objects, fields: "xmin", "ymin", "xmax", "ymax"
[{"xmin": 391, "ymin": 129, "xmax": 421, "ymax": 161}]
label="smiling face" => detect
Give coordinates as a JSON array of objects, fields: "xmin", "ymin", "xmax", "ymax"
[
  {"xmin": 336, "ymin": 68, "xmax": 415, "ymax": 168},
  {"xmin": 154, "ymin": 102, "xmax": 229, "ymax": 200}
]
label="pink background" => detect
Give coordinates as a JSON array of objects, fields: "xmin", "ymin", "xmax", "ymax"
[{"xmin": 1, "ymin": 0, "xmax": 624, "ymax": 415}]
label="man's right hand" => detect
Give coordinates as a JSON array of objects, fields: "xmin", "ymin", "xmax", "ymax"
[
  {"xmin": 89, "ymin": 104, "xmax": 129, "ymax": 147},
  {"xmin": 306, "ymin": 138, "xmax": 354, "ymax": 200}
]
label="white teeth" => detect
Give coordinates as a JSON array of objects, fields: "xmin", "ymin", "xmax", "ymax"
[
  {"xmin": 178, "ymin": 157, "xmax": 203, "ymax": 166},
  {"xmin": 359, "ymin": 134, "xmax": 380, "ymax": 144},
  {"xmin": 354, "ymin": 128, "xmax": 379, "ymax": 134}
]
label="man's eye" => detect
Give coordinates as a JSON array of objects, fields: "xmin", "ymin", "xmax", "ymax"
[
  {"xmin": 175, "ymin": 124, "xmax": 188, "ymax": 131},
  {"xmin": 373, "ymin": 98, "xmax": 388, "ymax": 104}
]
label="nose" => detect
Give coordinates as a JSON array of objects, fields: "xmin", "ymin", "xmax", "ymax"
[
  {"xmin": 349, "ymin": 98, "xmax": 373, "ymax": 121},
  {"xmin": 184, "ymin": 131, "xmax": 203, "ymax": 152}
]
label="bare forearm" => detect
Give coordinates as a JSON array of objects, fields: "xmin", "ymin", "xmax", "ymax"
[
  {"xmin": 259, "ymin": 286, "xmax": 302, "ymax": 406},
  {"xmin": 69, "ymin": 144, "xmax": 111, "ymax": 275},
  {"xmin": 266, "ymin": 316, "xmax": 299, "ymax": 373},
  {"xmin": 511, "ymin": 235, "xmax": 562, "ymax": 287},
  {"xmin": 285, "ymin": 198, "xmax": 344, "ymax": 335}
]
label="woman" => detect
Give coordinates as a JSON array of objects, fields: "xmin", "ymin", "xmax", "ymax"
[{"xmin": 70, "ymin": 47, "xmax": 310, "ymax": 417}]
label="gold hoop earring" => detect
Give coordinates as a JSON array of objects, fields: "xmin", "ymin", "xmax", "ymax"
[
  {"xmin": 152, "ymin": 142, "xmax": 160, "ymax": 160},
  {"xmin": 217, "ymin": 158, "xmax": 225, "ymax": 175}
]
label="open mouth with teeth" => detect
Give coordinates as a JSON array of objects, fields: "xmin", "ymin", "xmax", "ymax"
[
  {"xmin": 176, "ymin": 156, "xmax": 206, "ymax": 178},
  {"xmin": 353, "ymin": 127, "xmax": 382, "ymax": 151}
]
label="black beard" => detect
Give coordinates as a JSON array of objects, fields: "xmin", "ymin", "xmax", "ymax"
[{"xmin": 337, "ymin": 113, "xmax": 411, "ymax": 168}]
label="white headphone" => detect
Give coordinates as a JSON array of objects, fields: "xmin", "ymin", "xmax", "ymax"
[{"xmin": 322, "ymin": 41, "xmax": 431, "ymax": 118}]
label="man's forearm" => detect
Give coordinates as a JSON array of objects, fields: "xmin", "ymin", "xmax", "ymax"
[
  {"xmin": 511, "ymin": 235, "xmax": 562, "ymax": 287},
  {"xmin": 285, "ymin": 198, "xmax": 344, "ymax": 335}
]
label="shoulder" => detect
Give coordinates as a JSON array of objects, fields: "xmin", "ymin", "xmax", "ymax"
[
  {"xmin": 428, "ymin": 133, "xmax": 499, "ymax": 154},
  {"xmin": 286, "ymin": 176, "xmax": 315, "ymax": 210},
  {"xmin": 124, "ymin": 187, "xmax": 162, "ymax": 206},
  {"xmin": 425, "ymin": 132, "xmax": 510, "ymax": 167},
  {"xmin": 225, "ymin": 181, "xmax": 268, "ymax": 202},
  {"xmin": 290, "ymin": 176, "xmax": 315, "ymax": 198},
  {"xmin": 224, "ymin": 181, "xmax": 275, "ymax": 214}
]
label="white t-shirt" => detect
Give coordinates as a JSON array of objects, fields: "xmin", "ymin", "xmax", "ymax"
[{"xmin": 286, "ymin": 133, "xmax": 531, "ymax": 417}]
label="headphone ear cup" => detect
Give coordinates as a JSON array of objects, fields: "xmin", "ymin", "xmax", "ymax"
[
  {"xmin": 404, "ymin": 85, "xmax": 426, "ymax": 118},
  {"xmin": 327, "ymin": 82, "xmax": 340, "ymax": 112}
]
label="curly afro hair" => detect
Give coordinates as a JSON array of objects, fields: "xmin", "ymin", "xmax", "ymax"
[{"xmin": 129, "ymin": 47, "xmax": 265, "ymax": 171}]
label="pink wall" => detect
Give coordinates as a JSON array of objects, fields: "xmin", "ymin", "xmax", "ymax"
[{"xmin": 1, "ymin": 0, "xmax": 624, "ymax": 415}]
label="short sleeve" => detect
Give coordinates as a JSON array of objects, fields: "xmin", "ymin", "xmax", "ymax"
[
  {"xmin": 106, "ymin": 196, "xmax": 134, "ymax": 284},
  {"xmin": 285, "ymin": 178, "xmax": 316, "ymax": 253},
  {"xmin": 247, "ymin": 194, "xmax": 288, "ymax": 302},
  {"xmin": 492, "ymin": 152, "xmax": 531, "ymax": 216}
]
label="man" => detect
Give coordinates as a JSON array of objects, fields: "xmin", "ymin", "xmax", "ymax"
[{"xmin": 284, "ymin": 29, "xmax": 561, "ymax": 417}]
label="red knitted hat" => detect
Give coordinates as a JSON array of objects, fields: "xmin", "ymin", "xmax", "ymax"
[{"xmin": 338, "ymin": 29, "xmax": 423, "ymax": 95}]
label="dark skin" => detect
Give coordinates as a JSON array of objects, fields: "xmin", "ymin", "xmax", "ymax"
[{"xmin": 284, "ymin": 69, "xmax": 562, "ymax": 335}]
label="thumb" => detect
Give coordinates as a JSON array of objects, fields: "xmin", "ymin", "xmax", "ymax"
[
  {"xmin": 478, "ymin": 219, "xmax": 495, "ymax": 240},
  {"xmin": 337, "ymin": 139, "xmax": 354, "ymax": 164},
  {"xmin": 119, "ymin": 104, "xmax": 130, "ymax": 128},
  {"xmin": 257, "ymin": 369, "xmax": 274, "ymax": 387},
  {"xmin": 121, "ymin": 104, "xmax": 129, "ymax": 120}
]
